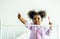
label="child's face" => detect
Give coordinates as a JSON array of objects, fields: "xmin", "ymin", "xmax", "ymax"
[{"xmin": 32, "ymin": 15, "xmax": 42, "ymax": 25}]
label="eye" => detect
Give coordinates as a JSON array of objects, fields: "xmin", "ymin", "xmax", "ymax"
[{"xmin": 38, "ymin": 18, "xmax": 40, "ymax": 20}]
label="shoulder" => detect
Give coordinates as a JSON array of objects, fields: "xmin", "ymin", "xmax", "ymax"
[{"xmin": 39, "ymin": 25, "xmax": 47, "ymax": 30}]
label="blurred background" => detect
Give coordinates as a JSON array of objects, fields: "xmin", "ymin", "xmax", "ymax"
[{"xmin": 0, "ymin": 0, "xmax": 60, "ymax": 39}]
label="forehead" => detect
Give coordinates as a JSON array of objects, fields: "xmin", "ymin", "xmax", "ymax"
[{"xmin": 33, "ymin": 15, "xmax": 41, "ymax": 18}]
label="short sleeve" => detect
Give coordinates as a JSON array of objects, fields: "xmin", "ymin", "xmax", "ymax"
[{"xmin": 25, "ymin": 21, "xmax": 32, "ymax": 30}]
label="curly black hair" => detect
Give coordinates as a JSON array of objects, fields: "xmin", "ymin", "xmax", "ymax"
[
  {"xmin": 28, "ymin": 10, "xmax": 46, "ymax": 19},
  {"xmin": 38, "ymin": 10, "xmax": 46, "ymax": 18}
]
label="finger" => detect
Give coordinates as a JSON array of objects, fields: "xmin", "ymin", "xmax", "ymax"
[
  {"xmin": 18, "ymin": 14, "xmax": 20, "ymax": 18},
  {"xmin": 49, "ymin": 22, "xmax": 52, "ymax": 25}
]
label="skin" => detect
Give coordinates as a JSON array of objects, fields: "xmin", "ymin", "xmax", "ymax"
[
  {"xmin": 18, "ymin": 12, "xmax": 52, "ymax": 30},
  {"xmin": 32, "ymin": 15, "xmax": 42, "ymax": 25},
  {"xmin": 18, "ymin": 13, "xmax": 26, "ymax": 24}
]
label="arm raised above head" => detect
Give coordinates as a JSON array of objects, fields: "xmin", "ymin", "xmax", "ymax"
[
  {"xmin": 18, "ymin": 12, "xmax": 26, "ymax": 24},
  {"xmin": 49, "ymin": 22, "xmax": 52, "ymax": 30},
  {"xmin": 48, "ymin": 16, "xmax": 52, "ymax": 30}
]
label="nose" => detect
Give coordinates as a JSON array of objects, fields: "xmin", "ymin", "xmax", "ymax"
[{"xmin": 35, "ymin": 19, "xmax": 38, "ymax": 22}]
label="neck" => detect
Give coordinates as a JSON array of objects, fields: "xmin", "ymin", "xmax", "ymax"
[{"xmin": 34, "ymin": 23, "xmax": 41, "ymax": 25}]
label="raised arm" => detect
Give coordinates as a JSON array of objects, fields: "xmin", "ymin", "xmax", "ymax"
[
  {"xmin": 49, "ymin": 22, "xmax": 52, "ymax": 30},
  {"xmin": 48, "ymin": 16, "xmax": 52, "ymax": 30},
  {"xmin": 18, "ymin": 12, "xmax": 26, "ymax": 24}
]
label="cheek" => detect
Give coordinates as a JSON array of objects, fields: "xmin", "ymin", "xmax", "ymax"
[
  {"xmin": 33, "ymin": 20, "xmax": 35, "ymax": 22},
  {"xmin": 32, "ymin": 20, "xmax": 36, "ymax": 23},
  {"xmin": 38, "ymin": 20, "xmax": 41, "ymax": 23},
  {"xmin": 39, "ymin": 16, "xmax": 42, "ymax": 21},
  {"xmin": 38, "ymin": 19, "xmax": 42, "ymax": 23},
  {"xmin": 39, "ymin": 19, "xmax": 42, "ymax": 22}
]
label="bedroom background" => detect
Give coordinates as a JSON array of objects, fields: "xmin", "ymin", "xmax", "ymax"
[{"xmin": 0, "ymin": 0, "xmax": 60, "ymax": 39}]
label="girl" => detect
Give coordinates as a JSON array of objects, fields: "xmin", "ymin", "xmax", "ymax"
[{"xmin": 18, "ymin": 10, "xmax": 52, "ymax": 39}]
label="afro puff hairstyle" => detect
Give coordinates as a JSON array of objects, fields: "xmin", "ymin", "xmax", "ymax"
[
  {"xmin": 28, "ymin": 10, "xmax": 46, "ymax": 19},
  {"xmin": 38, "ymin": 10, "xmax": 46, "ymax": 18}
]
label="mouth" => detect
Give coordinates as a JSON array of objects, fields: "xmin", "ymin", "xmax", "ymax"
[{"xmin": 34, "ymin": 22, "xmax": 40, "ymax": 25}]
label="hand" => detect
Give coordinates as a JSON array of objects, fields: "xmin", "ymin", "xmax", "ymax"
[
  {"xmin": 48, "ymin": 16, "xmax": 52, "ymax": 30},
  {"xmin": 18, "ymin": 12, "xmax": 21, "ymax": 19},
  {"xmin": 49, "ymin": 22, "xmax": 52, "ymax": 30},
  {"xmin": 49, "ymin": 21, "xmax": 52, "ymax": 25},
  {"xmin": 48, "ymin": 16, "xmax": 52, "ymax": 25},
  {"xmin": 18, "ymin": 12, "xmax": 26, "ymax": 24}
]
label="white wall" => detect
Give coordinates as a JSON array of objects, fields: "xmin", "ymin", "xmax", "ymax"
[{"xmin": 0, "ymin": 0, "xmax": 60, "ymax": 39}]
